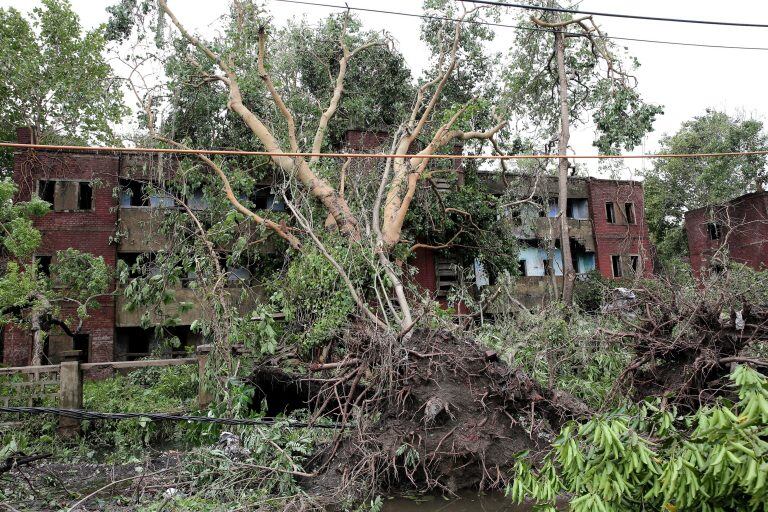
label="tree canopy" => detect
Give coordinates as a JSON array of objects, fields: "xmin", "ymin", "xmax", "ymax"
[
  {"xmin": 0, "ymin": 0, "xmax": 126, "ymax": 171},
  {"xmin": 644, "ymin": 110, "xmax": 768, "ymax": 263}
]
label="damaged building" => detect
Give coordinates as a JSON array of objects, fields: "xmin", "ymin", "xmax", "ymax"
[
  {"xmin": 3, "ymin": 128, "xmax": 269, "ymax": 366},
  {"xmin": 409, "ymin": 172, "xmax": 654, "ymax": 309},
  {"xmin": 685, "ymin": 190, "xmax": 768, "ymax": 279},
  {"xmin": 3, "ymin": 127, "xmax": 654, "ymax": 365}
]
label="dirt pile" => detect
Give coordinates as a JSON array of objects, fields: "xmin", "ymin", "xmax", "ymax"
[
  {"xmin": 614, "ymin": 296, "xmax": 768, "ymax": 407},
  {"xmin": 285, "ymin": 329, "xmax": 589, "ymax": 503}
]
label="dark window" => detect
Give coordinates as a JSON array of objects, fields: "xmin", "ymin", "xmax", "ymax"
[
  {"xmin": 630, "ymin": 255, "xmax": 640, "ymax": 274},
  {"xmin": 624, "ymin": 203, "xmax": 636, "ymax": 224},
  {"xmin": 78, "ymin": 182, "xmax": 93, "ymax": 210},
  {"xmin": 606, "ymin": 202, "xmax": 616, "ymax": 223},
  {"xmin": 118, "ymin": 252, "xmax": 153, "ymax": 278},
  {"xmin": 518, "ymin": 259, "xmax": 527, "ymax": 277},
  {"xmin": 36, "ymin": 255, "xmax": 52, "ymax": 277},
  {"xmin": 611, "ymin": 255, "xmax": 623, "ymax": 278},
  {"xmin": 707, "ymin": 223, "xmax": 722, "ymax": 240},
  {"xmin": 119, "ymin": 179, "xmax": 149, "ymax": 207},
  {"xmin": 567, "ymin": 198, "xmax": 589, "ymax": 220},
  {"xmin": 38, "ymin": 180, "xmax": 55, "ymax": 204}
]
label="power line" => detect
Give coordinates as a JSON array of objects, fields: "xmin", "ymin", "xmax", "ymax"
[
  {"xmin": 273, "ymin": 0, "xmax": 768, "ymax": 51},
  {"xmin": 459, "ymin": 0, "xmax": 768, "ymax": 29},
  {"xmin": 0, "ymin": 406, "xmax": 349, "ymax": 429},
  {"xmin": 3, "ymin": 141, "xmax": 768, "ymax": 160}
]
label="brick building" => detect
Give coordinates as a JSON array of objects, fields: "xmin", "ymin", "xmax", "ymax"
[
  {"xmin": 684, "ymin": 191, "xmax": 768, "ymax": 279},
  {"xmin": 4, "ymin": 128, "xmax": 260, "ymax": 367},
  {"xmin": 3, "ymin": 128, "xmax": 654, "ymax": 365},
  {"xmin": 344, "ymin": 130, "xmax": 654, "ymax": 309}
]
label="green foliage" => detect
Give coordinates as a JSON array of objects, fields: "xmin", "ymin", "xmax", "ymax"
[
  {"xmin": 573, "ymin": 270, "xmax": 609, "ymax": 314},
  {"xmin": 645, "ymin": 110, "xmax": 768, "ymax": 264},
  {"xmin": 405, "ymin": 166, "xmax": 520, "ymax": 276},
  {"xmin": 157, "ymin": 7, "xmax": 412, "ymax": 153},
  {"xmin": 0, "ymin": 0, "xmax": 127, "ymax": 171},
  {"xmin": 79, "ymin": 365, "xmax": 198, "ymax": 458},
  {"xmin": 591, "ymin": 81, "xmax": 664, "ymax": 154},
  {"xmin": 51, "ymin": 248, "xmax": 110, "ymax": 301},
  {"xmin": 508, "ymin": 365, "xmax": 768, "ymax": 511},
  {"xmin": 271, "ymin": 236, "xmax": 366, "ymax": 352},
  {"xmin": 478, "ymin": 308, "xmax": 629, "ymax": 408},
  {"xmin": 0, "ymin": 180, "xmax": 48, "ymax": 258},
  {"xmin": 0, "ymin": 364, "xmax": 198, "ymax": 465},
  {"xmin": 505, "ymin": 6, "xmax": 661, "ymax": 155}
]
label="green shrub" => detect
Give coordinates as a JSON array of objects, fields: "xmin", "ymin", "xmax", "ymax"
[
  {"xmin": 573, "ymin": 270, "xmax": 608, "ymax": 313},
  {"xmin": 270, "ymin": 236, "xmax": 367, "ymax": 353},
  {"xmin": 508, "ymin": 365, "xmax": 768, "ymax": 512}
]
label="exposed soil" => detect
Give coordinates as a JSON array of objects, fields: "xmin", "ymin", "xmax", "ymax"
[{"xmin": 295, "ymin": 329, "xmax": 589, "ymax": 504}]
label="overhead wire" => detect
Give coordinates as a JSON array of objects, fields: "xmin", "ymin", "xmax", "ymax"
[
  {"xmin": 2, "ymin": 142, "xmax": 768, "ymax": 160},
  {"xmin": 273, "ymin": 0, "xmax": 768, "ymax": 51},
  {"xmin": 458, "ymin": 0, "xmax": 768, "ymax": 29}
]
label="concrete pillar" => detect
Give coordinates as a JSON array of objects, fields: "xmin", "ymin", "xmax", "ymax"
[{"xmin": 58, "ymin": 359, "xmax": 82, "ymax": 438}]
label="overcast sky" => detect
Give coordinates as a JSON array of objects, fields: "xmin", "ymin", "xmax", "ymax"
[{"xmin": 4, "ymin": 0, "xmax": 768, "ymax": 179}]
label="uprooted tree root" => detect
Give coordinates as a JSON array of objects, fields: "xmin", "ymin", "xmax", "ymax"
[
  {"xmin": 606, "ymin": 286, "xmax": 768, "ymax": 408},
  {"xmin": 248, "ymin": 328, "xmax": 590, "ymax": 506}
]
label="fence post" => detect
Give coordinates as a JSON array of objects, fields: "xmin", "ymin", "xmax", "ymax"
[
  {"xmin": 196, "ymin": 344, "xmax": 212, "ymax": 410},
  {"xmin": 58, "ymin": 358, "xmax": 82, "ymax": 438}
]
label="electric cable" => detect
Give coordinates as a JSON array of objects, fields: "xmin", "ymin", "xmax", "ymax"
[
  {"xmin": 458, "ymin": 0, "xmax": 768, "ymax": 29},
  {"xmin": 3, "ymin": 142, "xmax": 768, "ymax": 160},
  {"xmin": 273, "ymin": 0, "xmax": 768, "ymax": 51},
  {"xmin": 0, "ymin": 406, "xmax": 349, "ymax": 429}
]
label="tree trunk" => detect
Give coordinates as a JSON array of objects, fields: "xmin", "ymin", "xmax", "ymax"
[
  {"xmin": 29, "ymin": 299, "xmax": 50, "ymax": 366},
  {"xmin": 555, "ymin": 30, "xmax": 575, "ymax": 306}
]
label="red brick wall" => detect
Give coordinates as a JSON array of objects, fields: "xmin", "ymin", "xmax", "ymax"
[
  {"xmin": 344, "ymin": 130, "xmax": 389, "ymax": 151},
  {"xmin": 587, "ymin": 179, "xmax": 654, "ymax": 279},
  {"xmin": 6, "ymin": 148, "xmax": 119, "ymax": 365},
  {"xmin": 685, "ymin": 192, "xmax": 768, "ymax": 279}
]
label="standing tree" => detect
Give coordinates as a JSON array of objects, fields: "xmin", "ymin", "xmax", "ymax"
[
  {"xmin": 505, "ymin": 1, "xmax": 662, "ymax": 304},
  {"xmin": 0, "ymin": 0, "xmax": 127, "ymax": 173},
  {"xmin": 109, "ymin": 0, "xmax": 516, "ymax": 336},
  {"xmin": 0, "ymin": 181, "xmax": 110, "ymax": 365},
  {"xmin": 644, "ymin": 110, "xmax": 768, "ymax": 264}
]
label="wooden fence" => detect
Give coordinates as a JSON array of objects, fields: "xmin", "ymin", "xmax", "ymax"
[{"xmin": 0, "ymin": 345, "xmax": 213, "ymax": 437}]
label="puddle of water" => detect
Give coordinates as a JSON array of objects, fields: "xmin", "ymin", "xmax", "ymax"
[{"xmin": 382, "ymin": 492, "xmax": 533, "ymax": 512}]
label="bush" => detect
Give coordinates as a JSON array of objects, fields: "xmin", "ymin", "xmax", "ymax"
[
  {"xmin": 573, "ymin": 270, "xmax": 608, "ymax": 313},
  {"xmin": 0, "ymin": 364, "xmax": 199, "ymax": 463},
  {"xmin": 508, "ymin": 365, "xmax": 768, "ymax": 511}
]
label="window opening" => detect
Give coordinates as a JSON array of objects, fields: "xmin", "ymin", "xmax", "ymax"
[
  {"xmin": 78, "ymin": 182, "xmax": 93, "ymax": 210},
  {"xmin": 707, "ymin": 223, "xmax": 722, "ymax": 240},
  {"xmin": 35, "ymin": 255, "xmax": 52, "ymax": 277},
  {"xmin": 611, "ymin": 255, "xmax": 623, "ymax": 277},
  {"xmin": 624, "ymin": 203, "xmax": 636, "ymax": 224},
  {"xmin": 38, "ymin": 180, "xmax": 55, "ymax": 204}
]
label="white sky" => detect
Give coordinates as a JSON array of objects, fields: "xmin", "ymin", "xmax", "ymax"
[{"xmin": 4, "ymin": 0, "xmax": 768, "ymax": 179}]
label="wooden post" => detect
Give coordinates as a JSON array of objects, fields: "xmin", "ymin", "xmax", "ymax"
[
  {"xmin": 58, "ymin": 360, "xmax": 82, "ymax": 438},
  {"xmin": 196, "ymin": 344, "xmax": 212, "ymax": 410}
]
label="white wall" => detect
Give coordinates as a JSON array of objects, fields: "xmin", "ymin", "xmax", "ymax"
[{"xmin": 519, "ymin": 247, "xmax": 563, "ymax": 277}]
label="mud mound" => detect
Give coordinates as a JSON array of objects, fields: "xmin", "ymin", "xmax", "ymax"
[{"xmin": 303, "ymin": 329, "xmax": 589, "ymax": 502}]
